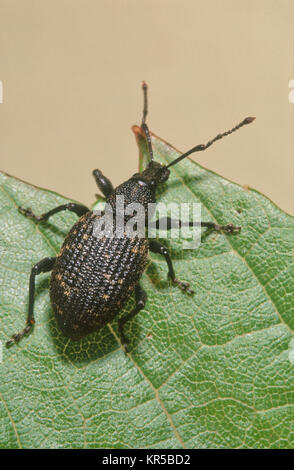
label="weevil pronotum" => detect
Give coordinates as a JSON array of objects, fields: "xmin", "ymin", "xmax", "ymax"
[{"xmin": 6, "ymin": 83, "xmax": 255, "ymax": 351}]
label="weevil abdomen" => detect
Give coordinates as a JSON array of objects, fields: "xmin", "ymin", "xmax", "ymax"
[{"xmin": 50, "ymin": 212, "xmax": 149, "ymax": 340}]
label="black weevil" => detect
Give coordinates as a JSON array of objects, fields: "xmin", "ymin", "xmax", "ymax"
[{"xmin": 6, "ymin": 83, "xmax": 254, "ymax": 351}]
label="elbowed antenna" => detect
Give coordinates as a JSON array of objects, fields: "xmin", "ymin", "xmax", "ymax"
[
  {"xmin": 141, "ymin": 81, "xmax": 154, "ymax": 162},
  {"xmin": 166, "ymin": 116, "xmax": 256, "ymax": 169}
]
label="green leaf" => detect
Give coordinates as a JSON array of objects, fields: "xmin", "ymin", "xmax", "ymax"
[{"xmin": 0, "ymin": 126, "xmax": 294, "ymax": 449}]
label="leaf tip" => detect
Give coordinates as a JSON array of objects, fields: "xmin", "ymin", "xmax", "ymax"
[{"xmin": 131, "ymin": 125, "xmax": 144, "ymax": 140}]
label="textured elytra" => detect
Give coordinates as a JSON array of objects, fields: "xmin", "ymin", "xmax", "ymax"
[{"xmin": 50, "ymin": 211, "xmax": 149, "ymax": 340}]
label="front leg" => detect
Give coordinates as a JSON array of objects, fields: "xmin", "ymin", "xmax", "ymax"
[
  {"xmin": 19, "ymin": 202, "xmax": 90, "ymax": 222},
  {"xmin": 149, "ymin": 240, "xmax": 194, "ymax": 294},
  {"xmin": 150, "ymin": 217, "xmax": 240, "ymax": 233},
  {"xmin": 92, "ymin": 169, "xmax": 114, "ymax": 198}
]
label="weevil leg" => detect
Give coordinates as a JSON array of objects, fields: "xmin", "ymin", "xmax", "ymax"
[
  {"xmin": 151, "ymin": 217, "xmax": 241, "ymax": 233},
  {"xmin": 198, "ymin": 221, "xmax": 241, "ymax": 232},
  {"xmin": 149, "ymin": 240, "xmax": 194, "ymax": 294},
  {"xmin": 18, "ymin": 202, "xmax": 89, "ymax": 222},
  {"xmin": 118, "ymin": 283, "xmax": 147, "ymax": 352},
  {"xmin": 6, "ymin": 257, "xmax": 56, "ymax": 347},
  {"xmin": 92, "ymin": 169, "xmax": 114, "ymax": 198}
]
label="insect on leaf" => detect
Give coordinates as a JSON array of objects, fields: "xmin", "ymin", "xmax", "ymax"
[{"xmin": 0, "ymin": 128, "xmax": 294, "ymax": 448}]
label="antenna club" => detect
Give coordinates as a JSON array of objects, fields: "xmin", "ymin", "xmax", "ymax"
[
  {"xmin": 142, "ymin": 81, "xmax": 148, "ymax": 90},
  {"xmin": 244, "ymin": 116, "xmax": 256, "ymax": 125}
]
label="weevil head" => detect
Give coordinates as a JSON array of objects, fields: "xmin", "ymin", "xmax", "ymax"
[
  {"xmin": 132, "ymin": 161, "xmax": 170, "ymax": 191},
  {"xmin": 108, "ymin": 161, "xmax": 170, "ymax": 221}
]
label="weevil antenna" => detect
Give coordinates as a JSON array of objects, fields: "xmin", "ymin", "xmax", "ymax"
[
  {"xmin": 166, "ymin": 116, "xmax": 255, "ymax": 169},
  {"xmin": 141, "ymin": 81, "xmax": 154, "ymax": 162}
]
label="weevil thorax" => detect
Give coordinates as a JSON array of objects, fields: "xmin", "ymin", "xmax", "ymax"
[{"xmin": 107, "ymin": 161, "xmax": 170, "ymax": 222}]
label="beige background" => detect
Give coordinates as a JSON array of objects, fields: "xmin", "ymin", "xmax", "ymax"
[{"xmin": 0, "ymin": 0, "xmax": 293, "ymax": 215}]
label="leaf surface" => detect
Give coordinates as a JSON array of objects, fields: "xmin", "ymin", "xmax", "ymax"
[{"xmin": 0, "ymin": 129, "xmax": 293, "ymax": 448}]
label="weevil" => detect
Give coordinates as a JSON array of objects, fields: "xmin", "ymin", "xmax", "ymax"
[{"xmin": 6, "ymin": 83, "xmax": 255, "ymax": 351}]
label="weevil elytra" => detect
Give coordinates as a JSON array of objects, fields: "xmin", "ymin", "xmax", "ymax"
[{"xmin": 6, "ymin": 83, "xmax": 255, "ymax": 351}]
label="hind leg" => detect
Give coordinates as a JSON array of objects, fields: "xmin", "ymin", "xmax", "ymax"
[{"xmin": 117, "ymin": 283, "xmax": 147, "ymax": 352}]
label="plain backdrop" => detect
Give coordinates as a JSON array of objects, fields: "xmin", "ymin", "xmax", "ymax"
[{"xmin": 0, "ymin": 0, "xmax": 293, "ymax": 215}]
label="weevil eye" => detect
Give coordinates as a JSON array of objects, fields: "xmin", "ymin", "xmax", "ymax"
[
  {"xmin": 157, "ymin": 167, "xmax": 170, "ymax": 183},
  {"xmin": 138, "ymin": 179, "xmax": 147, "ymax": 187}
]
